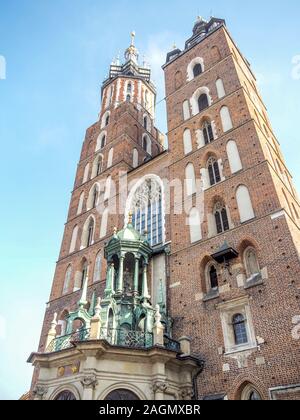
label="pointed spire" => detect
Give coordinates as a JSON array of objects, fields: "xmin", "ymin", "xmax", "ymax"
[
  {"xmin": 94, "ymin": 297, "xmax": 102, "ymax": 318},
  {"xmin": 124, "ymin": 31, "xmax": 139, "ymax": 64}
]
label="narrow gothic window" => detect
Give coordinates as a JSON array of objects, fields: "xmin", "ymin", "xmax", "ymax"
[
  {"xmin": 232, "ymin": 314, "xmax": 248, "ymax": 345},
  {"xmin": 214, "ymin": 203, "xmax": 229, "ymax": 234},
  {"xmin": 93, "ymin": 252, "xmax": 102, "ymax": 283},
  {"xmin": 193, "ymin": 63, "xmax": 202, "ymax": 78},
  {"xmin": 92, "ymin": 188, "xmax": 98, "ymax": 208},
  {"xmin": 127, "ymin": 83, "xmax": 132, "ymax": 94},
  {"xmin": 63, "ymin": 266, "xmax": 72, "ymax": 295},
  {"xmin": 207, "ymin": 157, "xmax": 221, "ymax": 186},
  {"xmin": 105, "ymin": 115, "xmax": 110, "ymax": 126},
  {"xmin": 130, "ymin": 178, "xmax": 164, "ymax": 247},
  {"xmin": 126, "ymin": 94, "xmax": 131, "ymax": 102},
  {"xmin": 198, "ymin": 94, "xmax": 209, "ymax": 113},
  {"xmin": 96, "ymin": 158, "xmax": 102, "ymax": 176},
  {"xmin": 143, "ymin": 116, "xmax": 148, "ymax": 130},
  {"xmin": 203, "ymin": 121, "xmax": 214, "ymax": 144},
  {"xmin": 101, "ymin": 135, "xmax": 106, "ymax": 149},
  {"xmin": 81, "ymin": 261, "xmax": 88, "ymax": 289},
  {"xmin": 209, "ymin": 265, "xmax": 218, "ymax": 289},
  {"xmin": 87, "ymin": 219, "xmax": 94, "ymax": 246},
  {"xmin": 183, "ymin": 100, "xmax": 190, "ymax": 121}
]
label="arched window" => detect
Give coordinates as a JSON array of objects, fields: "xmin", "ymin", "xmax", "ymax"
[
  {"xmin": 211, "ymin": 46, "xmax": 221, "ymax": 63},
  {"xmin": 63, "ymin": 266, "xmax": 72, "ymax": 295},
  {"xmin": 100, "ymin": 208, "xmax": 109, "ymax": 239},
  {"xmin": 96, "ymin": 132, "xmax": 106, "ymax": 151},
  {"xmin": 105, "ymin": 114, "xmax": 110, "ymax": 126},
  {"xmin": 142, "ymin": 134, "xmax": 151, "ymax": 155},
  {"xmin": 83, "ymin": 164, "xmax": 90, "ymax": 184},
  {"xmin": 189, "ymin": 207, "xmax": 202, "ymax": 243},
  {"xmin": 187, "ymin": 57, "xmax": 204, "ymax": 81},
  {"xmin": 143, "ymin": 116, "xmax": 148, "ymax": 130},
  {"xmin": 54, "ymin": 391, "xmax": 77, "ymax": 401},
  {"xmin": 202, "ymin": 120, "xmax": 214, "ymax": 145},
  {"xmin": 77, "ymin": 192, "xmax": 85, "ymax": 215},
  {"xmin": 185, "ymin": 163, "xmax": 196, "ymax": 196},
  {"xmin": 133, "ymin": 148, "xmax": 139, "ymax": 168},
  {"xmin": 91, "ymin": 155, "xmax": 102, "ymax": 178},
  {"xmin": 129, "ymin": 177, "xmax": 164, "ymax": 246},
  {"xmin": 226, "ymin": 140, "xmax": 242, "ymax": 174},
  {"xmin": 87, "ymin": 219, "xmax": 94, "ymax": 246},
  {"xmin": 93, "ymin": 252, "xmax": 102, "ymax": 283},
  {"xmin": 183, "ymin": 129, "xmax": 192, "ymax": 155},
  {"xmin": 101, "ymin": 135, "xmax": 106, "ymax": 149},
  {"xmin": 81, "ymin": 260, "xmax": 88, "ymax": 289},
  {"xmin": 236, "ymin": 185, "xmax": 255, "ymax": 223},
  {"xmin": 81, "ymin": 217, "xmax": 95, "ymax": 248},
  {"xmin": 104, "ymin": 389, "xmax": 140, "ymax": 401},
  {"xmin": 216, "ymin": 78, "xmax": 225, "ymax": 98},
  {"xmin": 126, "ymin": 94, "xmax": 131, "ymax": 102},
  {"xmin": 87, "ymin": 184, "xmax": 100, "ymax": 210},
  {"xmin": 214, "ymin": 203, "xmax": 229, "ymax": 234},
  {"xmin": 183, "ymin": 100, "xmax": 190, "ymax": 121},
  {"xmin": 232, "ymin": 314, "xmax": 248, "ymax": 345},
  {"xmin": 220, "ymin": 106, "xmax": 233, "ymax": 132},
  {"xmin": 207, "ymin": 157, "xmax": 221, "ymax": 186},
  {"xmin": 107, "ymin": 148, "xmax": 114, "ymax": 168},
  {"xmin": 104, "ymin": 176, "xmax": 112, "ymax": 201},
  {"xmin": 209, "ymin": 265, "xmax": 218, "ymax": 290},
  {"xmin": 127, "ymin": 82, "xmax": 132, "ymax": 94},
  {"xmin": 198, "ymin": 94, "xmax": 209, "ymax": 113},
  {"xmin": 193, "ymin": 63, "xmax": 203, "ymax": 78},
  {"xmin": 244, "ymin": 247, "xmax": 260, "ymax": 279},
  {"xmin": 69, "ymin": 226, "xmax": 78, "ymax": 254}
]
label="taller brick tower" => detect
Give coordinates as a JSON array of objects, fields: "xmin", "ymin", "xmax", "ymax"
[
  {"xmin": 163, "ymin": 17, "xmax": 300, "ymax": 400},
  {"xmin": 28, "ymin": 19, "xmax": 300, "ymax": 401}
]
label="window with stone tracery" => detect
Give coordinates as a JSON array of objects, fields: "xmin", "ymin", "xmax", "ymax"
[{"xmin": 130, "ymin": 179, "xmax": 164, "ymax": 247}]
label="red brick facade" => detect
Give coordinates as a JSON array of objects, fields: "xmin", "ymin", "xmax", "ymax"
[{"xmin": 30, "ymin": 19, "xmax": 300, "ymax": 400}]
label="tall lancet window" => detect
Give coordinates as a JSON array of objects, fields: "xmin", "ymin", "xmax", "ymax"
[{"xmin": 130, "ymin": 178, "xmax": 164, "ymax": 247}]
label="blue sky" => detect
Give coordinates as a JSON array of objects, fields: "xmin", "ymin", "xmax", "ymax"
[{"xmin": 0, "ymin": 0, "xmax": 299, "ymax": 400}]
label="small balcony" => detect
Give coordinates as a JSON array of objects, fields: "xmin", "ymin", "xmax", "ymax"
[{"xmin": 46, "ymin": 328, "xmax": 181, "ymax": 354}]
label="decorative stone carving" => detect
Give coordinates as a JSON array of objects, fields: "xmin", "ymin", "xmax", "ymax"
[
  {"xmin": 181, "ymin": 387, "xmax": 194, "ymax": 400},
  {"xmin": 81, "ymin": 375, "xmax": 98, "ymax": 389},
  {"xmin": 152, "ymin": 381, "xmax": 168, "ymax": 393},
  {"xmin": 33, "ymin": 385, "xmax": 48, "ymax": 399}
]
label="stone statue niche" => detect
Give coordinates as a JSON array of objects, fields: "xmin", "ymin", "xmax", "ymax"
[{"xmin": 123, "ymin": 253, "xmax": 135, "ymax": 294}]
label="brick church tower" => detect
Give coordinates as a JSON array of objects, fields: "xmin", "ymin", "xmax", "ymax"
[{"xmin": 28, "ymin": 19, "xmax": 300, "ymax": 401}]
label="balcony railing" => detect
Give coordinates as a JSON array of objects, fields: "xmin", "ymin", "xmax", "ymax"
[
  {"xmin": 164, "ymin": 335, "xmax": 181, "ymax": 353},
  {"xmin": 46, "ymin": 328, "xmax": 154, "ymax": 353}
]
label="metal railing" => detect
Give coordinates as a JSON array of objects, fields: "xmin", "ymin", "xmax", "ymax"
[
  {"xmin": 46, "ymin": 329, "xmax": 90, "ymax": 353},
  {"xmin": 99, "ymin": 328, "xmax": 153, "ymax": 349},
  {"xmin": 164, "ymin": 335, "xmax": 181, "ymax": 353},
  {"xmin": 46, "ymin": 328, "xmax": 153, "ymax": 353}
]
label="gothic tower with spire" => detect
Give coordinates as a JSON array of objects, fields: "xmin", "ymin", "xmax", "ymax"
[{"xmin": 28, "ymin": 19, "xmax": 300, "ymax": 401}]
